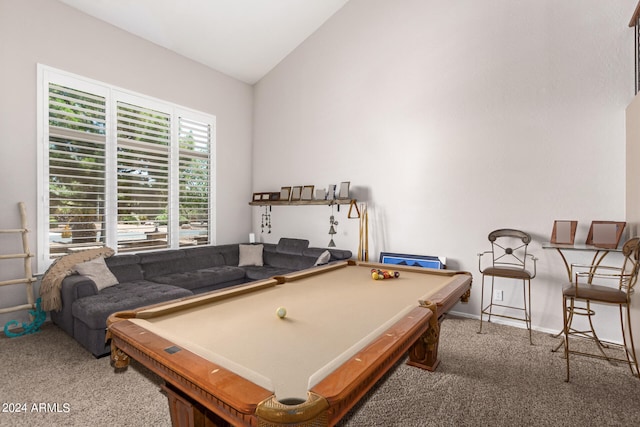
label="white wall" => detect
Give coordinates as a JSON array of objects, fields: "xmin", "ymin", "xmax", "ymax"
[
  {"xmin": 253, "ymin": 0, "xmax": 638, "ymax": 339},
  {"xmin": 626, "ymin": 93, "xmax": 640, "ymax": 366},
  {"xmin": 0, "ymin": 0, "xmax": 253, "ymax": 326}
]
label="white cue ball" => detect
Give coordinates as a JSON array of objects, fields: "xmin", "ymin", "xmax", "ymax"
[{"xmin": 276, "ymin": 307, "xmax": 287, "ymax": 319}]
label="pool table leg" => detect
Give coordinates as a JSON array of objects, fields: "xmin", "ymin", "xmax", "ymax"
[
  {"xmin": 407, "ymin": 300, "xmax": 441, "ymax": 371},
  {"xmin": 107, "ymin": 313, "xmax": 135, "ymax": 370},
  {"xmin": 162, "ymin": 383, "xmax": 228, "ymax": 427},
  {"xmin": 109, "ymin": 340, "xmax": 131, "ymax": 369}
]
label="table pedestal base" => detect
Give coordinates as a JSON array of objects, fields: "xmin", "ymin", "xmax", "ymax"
[{"xmin": 407, "ymin": 300, "xmax": 441, "ymax": 371}]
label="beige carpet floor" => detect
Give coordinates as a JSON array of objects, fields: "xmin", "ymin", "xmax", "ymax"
[{"xmin": 1, "ymin": 317, "xmax": 640, "ymax": 426}]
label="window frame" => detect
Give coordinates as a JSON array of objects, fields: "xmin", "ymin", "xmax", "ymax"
[{"xmin": 37, "ymin": 64, "xmax": 216, "ymax": 271}]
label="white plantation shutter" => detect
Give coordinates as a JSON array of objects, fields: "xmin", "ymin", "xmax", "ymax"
[
  {"xmin": 39, "ymin": 66, "xmax": 215, "ymax": 265},
  {"xmin": 48, "ymin": 83, "xmax": 107, "ymax": 251},
  {"xmin": 178, "ymin": 117, "xmax": 211, "ymax": 246},
  {"xmin": 116, "ymin": 102, "xmax": 171, "ymax": 251}
]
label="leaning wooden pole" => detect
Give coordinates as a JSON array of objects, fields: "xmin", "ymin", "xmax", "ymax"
[{"xmin": 19, "ymin": 202, "xmax": 36, "ymax": 314}]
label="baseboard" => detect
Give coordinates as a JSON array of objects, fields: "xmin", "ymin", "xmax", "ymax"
[{"xmin": 447, "ymin": 310, "xmax": 561, "ymax": 337}]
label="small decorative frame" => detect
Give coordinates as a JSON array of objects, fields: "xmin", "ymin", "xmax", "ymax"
[
  {"xmin": 550, "ymin": 220, "xmax": 578, "ymax": 245},
  {"xmin": 280, "ymin": 187, "xmax": 291, "ymax": 201},
  {"xmin": 252, "ymin": 193, "xmax": 262, "ymax": 202},
  {"xmin": 260, "ymin": 193, "xmax": 271, "ymax": 201},
  {"xmin": 291, "ymin": 186, "xmax": 302, "ymax": 201},
  {"xmin": 301, "ymin": 185, "xmax": 314, "ymax": 200},
  {"xmin": 585, "ymin": 221, "xmax": 626, "ymax": 249},
  {"xmin": 338, "ymin": 181, "xmax": 350, "ymax": 199}
]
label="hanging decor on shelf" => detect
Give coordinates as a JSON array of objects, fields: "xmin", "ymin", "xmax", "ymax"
[
  {"xmin": 328, "ymin": 205, "xmax": 338, "ymax": 247},
  {"xmin": 261, "ymin": 206, "xmax": 271, "ymax": 233}
]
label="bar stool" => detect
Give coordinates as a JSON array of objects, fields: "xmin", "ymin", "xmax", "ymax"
[
  {"xmin": 478, "ymin": 229, "xmax": 537, "ymax": 344},
  {"xmin": 562, "ymin": 237, "xmax": 640, "ymax": 381}
]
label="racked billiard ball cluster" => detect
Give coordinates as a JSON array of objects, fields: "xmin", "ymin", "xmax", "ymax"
[{"xmin": 371, "ymin": 268, "xmax": 400, "ymax": 280}]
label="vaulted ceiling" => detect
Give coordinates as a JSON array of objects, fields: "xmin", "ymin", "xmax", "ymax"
[{"xmin": 59, "ymin": 0, "xmax": 349, "ymax": 84}]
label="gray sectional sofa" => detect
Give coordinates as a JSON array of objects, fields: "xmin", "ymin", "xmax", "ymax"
[{"xmin": 50, "ymin": 238, "xmax": 352, "ymax": 357}]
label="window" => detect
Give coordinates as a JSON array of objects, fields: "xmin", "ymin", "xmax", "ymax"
[{"xmin": 38, "ymin": 65, "xmax": 215, "ymax": 268}]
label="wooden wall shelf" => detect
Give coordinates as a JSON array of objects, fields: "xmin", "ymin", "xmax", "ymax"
[{"xmin": 249, "ymin": 199, "xmax": 356, "ymax": 207}]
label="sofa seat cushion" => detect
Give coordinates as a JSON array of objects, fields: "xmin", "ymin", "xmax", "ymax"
[
  {"xmin": 242, "ymin": 266, "xmax": 295, "ymax": 281},
  {"xmin": 149, "ymin": 266, "xmax": 247, "ymax": 291},
  {"xmin": 72, "ymin": 281, "xmax": 192, "ymax": 330}
]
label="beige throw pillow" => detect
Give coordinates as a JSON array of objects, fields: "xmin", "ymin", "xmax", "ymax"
[
  {"xmin": 74, "ymin": 257, "xmax": 119, "ymax": 291},
  {"xmin": 238, "ymin": 244, "xmax": 264, "ymax": 267}
]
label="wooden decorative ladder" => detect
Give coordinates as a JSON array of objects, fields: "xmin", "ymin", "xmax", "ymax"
[{"xmin": 0, "ymin": 202, "xmax": 44, "ymax": 336}]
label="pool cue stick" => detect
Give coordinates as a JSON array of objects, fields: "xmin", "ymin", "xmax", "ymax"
[
  {"xmin": 357, "ymin": 210, "xmax": 363, "ymax": 261},
  {"xmin": 358, "ymin": 203, "xmax": 362, "ymax": 260},
  {"xmin": 360, "ymin": 204, "xmax": 365, "ymax": 260},
  {"xmin": 363, "ymin": 204, "xmax": 369, "ymax": 261},
  {"xmin": 366, "ymin": 207, "xmax": 369, "ymax": 261}
]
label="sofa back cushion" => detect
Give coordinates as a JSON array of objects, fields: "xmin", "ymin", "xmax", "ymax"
[
  {"xmin": 105, "ymin": 254, "xmax": 143, "ymax": 282},
  {"xmin": 276, "ymin": 238, "xmax": 309, "ymax": 255},
  {"xmin": 215, "ymin": 244, "xmax": 240, "ymax": 266},
  {"xmin": 138, "ymin": 250, "xmax": 187, "ymax": 279},
  {"xmin": 182, "ymin": 246, "xmax": 226, "ymax": 270}
]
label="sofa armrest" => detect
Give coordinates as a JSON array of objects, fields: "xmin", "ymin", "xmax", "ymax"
[
  {"xmin": 50, "ymin": 274, "xmax": 98, "ymax": 337},
  {"xmin": 61, "ymin": 274, "xmax": 99, "ymax": 300}
]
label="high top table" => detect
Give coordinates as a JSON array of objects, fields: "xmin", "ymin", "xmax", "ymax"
[
  {"xmin": 542, "ymin": 242, "xmax": 623, "ymax": 352},
  {"xmin": 542, "ymin": 242, "xmax": 622, "ymax": 282}
]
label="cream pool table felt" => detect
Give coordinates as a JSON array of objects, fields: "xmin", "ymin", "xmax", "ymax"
[{"xmin": 107, "ymin": 260, "xmax": 472, "ymax": 426}]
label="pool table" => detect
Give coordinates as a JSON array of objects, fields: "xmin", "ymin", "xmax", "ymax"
[{"xmin": 107, "ymin": 260, "xmax": 472, "ymax": 426}]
